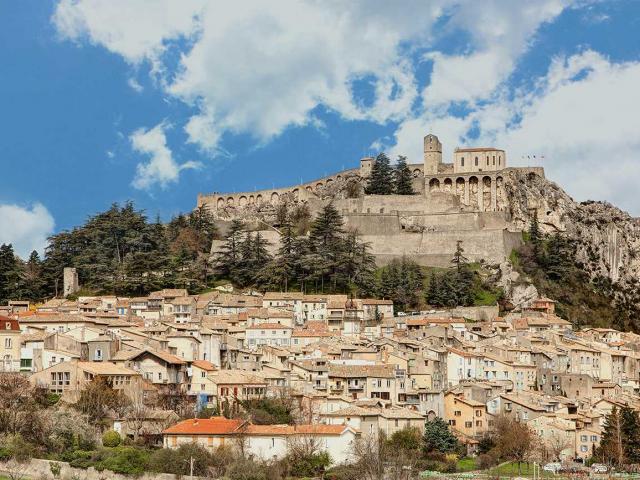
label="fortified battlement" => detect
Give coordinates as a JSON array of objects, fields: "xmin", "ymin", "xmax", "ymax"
[{"xmin": 202, "ymin": 134, "xmax": 545, "ymax": 267}]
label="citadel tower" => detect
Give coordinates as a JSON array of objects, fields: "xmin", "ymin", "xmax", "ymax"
[{"xmin": 423, "ymin": 134, "xmax": 442, "ymax": 175}]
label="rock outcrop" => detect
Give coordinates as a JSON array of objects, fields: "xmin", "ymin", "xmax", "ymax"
[{"xmin": 501, "ymin": 169, "xmax": 640, "ymax": 307}]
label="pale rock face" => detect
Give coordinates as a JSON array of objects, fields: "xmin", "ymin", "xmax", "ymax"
[
  {"xmin": 497, "ymin": 261, "xmax": 538, "ymax": 309},
  {"xmin": 501, "ymin": 169, "xmax": 640, "ymax": 307}
]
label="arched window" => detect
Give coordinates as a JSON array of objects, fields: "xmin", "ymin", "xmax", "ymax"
[
  {"xmin": 461, "ymin": 157, "xmax": 464, "ymax": 167},
  {"xmin": 475, "ymin": 156, "xmax": 478, "ymax": 166}
]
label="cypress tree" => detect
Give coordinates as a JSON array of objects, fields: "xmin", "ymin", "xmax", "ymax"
[
  {"xmin": 365, "ymin": 153, "xmax": 394, "ymax": 195},
  {"xmin": 394, "ymin": 155, "xmax": 414, "ymax": 195}
]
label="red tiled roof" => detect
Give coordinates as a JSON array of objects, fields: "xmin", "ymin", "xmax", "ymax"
[
  {"xmin": 0, "ymin": 316, "xmax": 20, "ymax": 331},
  {"xmin": 163, "ymin": 417, "xmax": 243, "ymax": 435},
  {"xmin": 191, "ymin": 360, "xmax": 217, "ymax": 371}
]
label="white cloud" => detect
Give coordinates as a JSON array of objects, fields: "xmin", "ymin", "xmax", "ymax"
[
  {"xmin": 53, "ymin": 1, "xmax": 572, "ymax": 155},
  {"xmin": 127, "ymin": 77, "xmax": 143, "ymax": 93},
  {"xmin": 130, "ymin": 122, "xmax": 201, "ymax": 190},
  {"xmin": 0, "ymin": 203, "xmax": 55, "ymax": 258},
  {"xmin": 53, "ymin": 0, "xmax": 205, "ymax": 64},
  {"xmin": 491, "ymin": 51, "xmax": 640, "ymax": 214},
  {"xmin": 392, "ymin": 50, "xmax": 640, "ymax": 215},
  {"xmin": 422, "ymin": 0, "xmax": 570, "ymax": 107}
]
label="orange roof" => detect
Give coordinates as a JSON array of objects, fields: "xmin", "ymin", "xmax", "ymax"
[
  {"xmin": 191, "ymin": 360, "xmax": 217, "ymax": 371},
  {"xmin": 0, "ymin": 316, "xmax": 20, "ymax": 331},
  {"xmin": 163, "ymin": 417, "xmax": 243, "ymax": 435}
]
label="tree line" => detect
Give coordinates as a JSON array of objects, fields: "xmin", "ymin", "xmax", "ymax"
[
  {"xmin": 0, "ymin": 202, "xmax": 218, "ymax": 302},
  {"xmin": 214, "ymin": 203, "xmax": 378, "ymax": 296}
]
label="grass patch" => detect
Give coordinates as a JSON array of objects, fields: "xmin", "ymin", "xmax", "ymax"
[
  {"xmin": 456, "ymin": 457, "xmax": 477, "ymax": 472},
  {"xmin": 487, "ymin": 461, "xmax": 555, "ymax": 477}
]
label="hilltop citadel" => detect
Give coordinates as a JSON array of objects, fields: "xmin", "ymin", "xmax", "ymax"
[{"xmin": 198, "ymin": 134, "xmax": 545, "ymax": 266}]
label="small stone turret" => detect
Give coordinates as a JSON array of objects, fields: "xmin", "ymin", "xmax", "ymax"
[
  {"xmin": 63, "ymin": 267, "xmax": 79, "ymax": 297},
  {"xmin": 424, "ymin": 134, "xmax": 442, "ymax": 175},
  {"xmin": 359, "ymin": 157, "xmax": 374, "ymax": 177}
]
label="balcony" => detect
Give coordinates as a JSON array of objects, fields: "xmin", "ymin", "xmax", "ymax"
[{"xmin": 348, "ymin": 384, "xmax": 364, "ymax": 390}]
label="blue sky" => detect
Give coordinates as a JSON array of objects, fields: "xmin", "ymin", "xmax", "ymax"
[{"xmin": 1, "ymin": 0, "xmax": 640, "ymax": 258}]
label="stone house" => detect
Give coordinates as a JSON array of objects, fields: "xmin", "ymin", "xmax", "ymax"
[
  {"xmin": 322, "ymin": 405, "xmax": 425, "ymax": 437},
  {"xmin": 29, "ymin": 359, "xmax": 142, "ymax": 396},
  {"xmin": 444, "ymin": 392, "xmax": 488, "ymax": 443},
  {"xmin": 0, "ymin": 316, "xmax": 21, "ymax": 371}
]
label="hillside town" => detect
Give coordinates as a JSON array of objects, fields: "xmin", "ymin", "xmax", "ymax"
[{"xmin": 2, "ymin": 284, "xmax": 639, "ymax": 477}]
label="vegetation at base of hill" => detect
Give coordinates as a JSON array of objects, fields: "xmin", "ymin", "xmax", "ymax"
[
  {"xmin": 1, "ymin": 199, "xmax": 500, "ymax": 310},
  {"xmin": 365, "ymin": 153, "xmax": 415, "ymax": 195},
  {"xmin": 0, "ymin": 202, "xmax": 218, "ymax": 301},
  {"xmin": 510, "ymin": 212, "xmax": 640, "ymax": 330}
]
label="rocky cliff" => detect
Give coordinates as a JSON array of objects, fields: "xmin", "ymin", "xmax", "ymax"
[{"xmin": 499, "ymin": 169, "xmax": 640, "ymax": 312}]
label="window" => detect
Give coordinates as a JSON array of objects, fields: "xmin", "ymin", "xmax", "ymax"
[
  {"xmin": 476, "ymin": 421, "xmax": 482, "ymax": 427},
  {"xmin": 475, "ymin": 156, "xmax": 478, "ymax": 166},
  {"xmin": 201, "ymin": 371, "xmax": 206, "ymax": 378},
  {"xmin": 580, "ymin": 445, "xmax": 588, "ymax": 452},
  {"xmin": 493, "ymin": 155, "xmax": 496, "ymax": 165},
  {"xmin": 581, "ymin": 435, "xmax": 587, "ymax": 442},
  {"xmin": 486, "ymin": 156, "xmax": 489, "ymax": 166},
  {"xmin": 465, "ymin": 421, "xmax": 472, "ymax": 428},
  {"xmin": 4, "ymin": 338, "xmax": 11, "ymax": 348},
  {"xmin": 461, "ymin": 157, "xmax": 464, "ymax": 166},
  {"xmin": 591, "ymin": 435, "xmax": 598, "ymax": 442}
]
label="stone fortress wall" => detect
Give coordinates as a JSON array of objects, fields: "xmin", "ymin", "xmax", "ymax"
[{"xmin": 200, "ymin": 134, "xmax": 546, "ymax": 267}]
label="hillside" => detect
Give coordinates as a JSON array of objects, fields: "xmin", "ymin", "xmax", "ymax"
[{"xmin": 498, "ymin": 169, "xmax": 640, "ymax": 330}]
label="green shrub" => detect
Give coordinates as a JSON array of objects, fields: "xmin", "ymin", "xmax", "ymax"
[
  {"xmin": 287, "ymin": 451, "xmax": 331, "ymax": 477},
  {"xmin": 324, "ymin": 464, "xmax": 360, "ymax": 480},
  {"xmin": 97, "ymin": 447, "xmax": 149, "ymax": 475},
  {"xmin": 148, "ymin": 444, "xmax": 213, "ymax": 476},
  {"xmin": 225, "ymin": 458, "xmax": 267, "ymax": 480},
  {"xmin": 49, "ymin": 461, "xmax": 62, "ymax": 478},
  {"xmin": 102, "ymin": 430, "xmax": 121, "ymax": 447}
]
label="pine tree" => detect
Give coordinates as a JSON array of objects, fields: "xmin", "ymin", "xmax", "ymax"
[
  {"xmin": 365, "ymin": 153, "xmax": 394, "ymax": 195},
  {"xmin": 214, "ymin": 220, "xmax": 245, "ymax": 280},
  {"xmin": 263, "ymin": 223, "xmax": 297, "ymax": 292},
  {"xmin": 394, "ymin": 155, "xmax": 414, "ymax": 195},
  {"xmin": 423, "ymin": 417, "xmax": 459, "ymax": 454}
]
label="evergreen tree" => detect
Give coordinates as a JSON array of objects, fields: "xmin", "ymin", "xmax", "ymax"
[
  {"xmin": 379, "ymin": 257, "xmax": 424, "ymax": 312},
  {"xmin": 262, "ymin": 223, "xmax": 297, "ymax": 292},
  {"xmin": 23, "ymin": 250, "xmax": 45, "ymax": 301},
  {"xmin": 214, "ymin": 220, "xmax": 245, "ymax": 280},
  {"xmin": 365, "ymin": 153, "xmax": 394, "ymax": 195},
  {"xmin": 529, "ymin": 210, "xmax": 543, "ymax": 262},
  {"xmin": 423, "ymin": 417, "xmax": 459, "ymax": 454},
  {"xmin": 597, "ymin": 406, "xmax": 625, "ymax": 466},
  {"xmin": 545, "ymin": 234, "xmax": 574, "ymax": 281},
  {"xmin": 307, "ymin": 204, "xmax": 345, "ymax": 292},
  {"xmin": 394, "ymin": 155, "xmax": 414, "ymax": 195},
  {"xmin": 621, "ymin": 406, "xmax": 640, "ymax": 463},
  {"xmin": 0, "ymin": 244, "xmax": 21, "ymax": 304}
]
